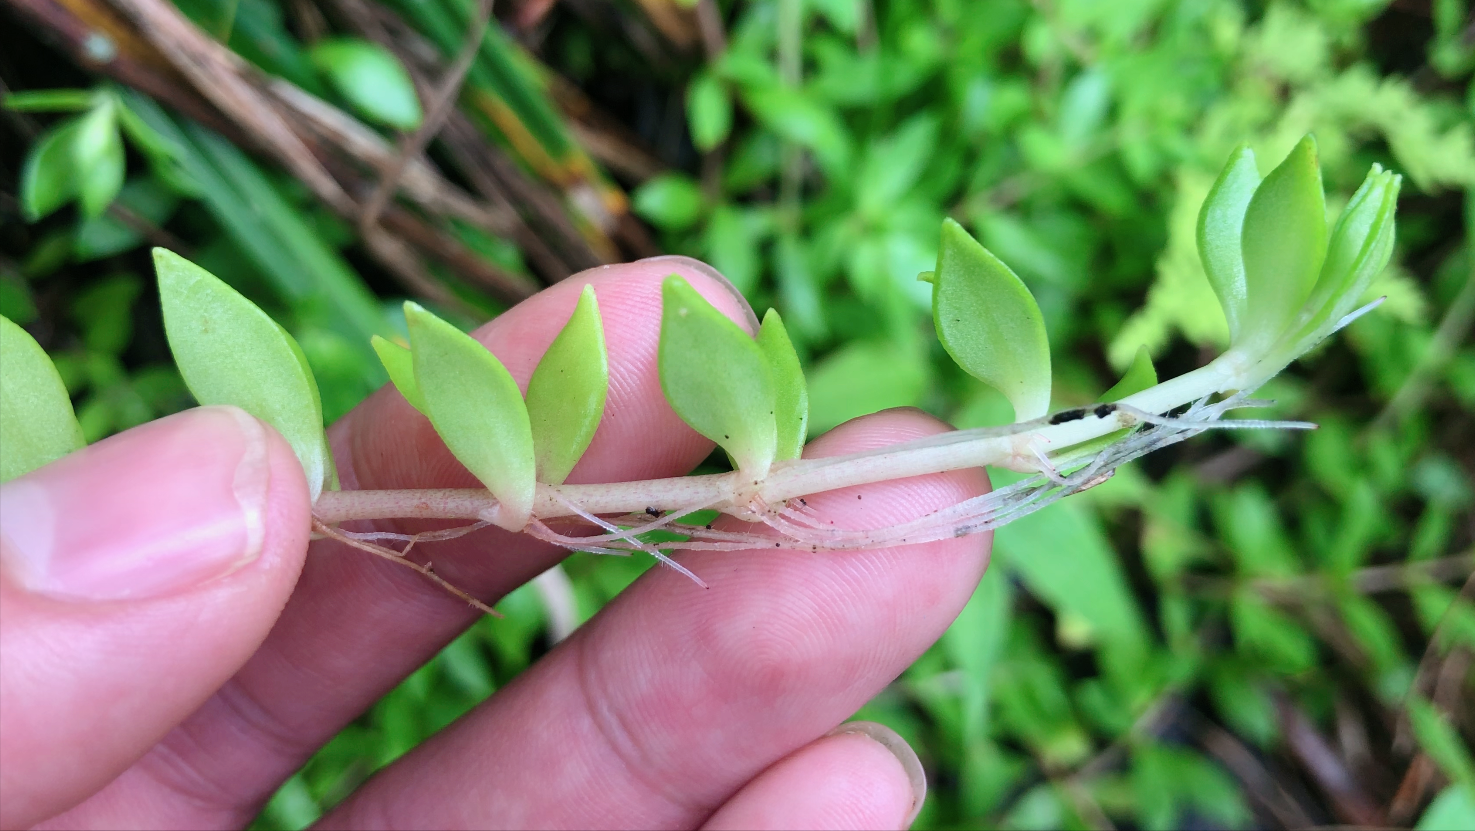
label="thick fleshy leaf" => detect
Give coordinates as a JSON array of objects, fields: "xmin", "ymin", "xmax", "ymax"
[
  {"xmin": 370, "ymin": 334, "xmax": 426, "ymax": 415},
  {"xmin": 1196, "ymin": 145, "xmax": 1260, "ymax": 343},
  {"xmin": 19, "ymin": 118, "xmax": 83, "ymax": 221},
  {"xmin": 658, "ymin": 275, "xmax": 776, "ymax": 477},
  {"xmin": 310, "ymin": 39, "xmax": 423, "ymax": 131},
  {"xmin": 1103, "ymin": 345, "xmax": 1158, "ymax": 402},
  {"xmin": 155, "ymin": 249, "xmax": 334, "ymax": 500},
  {"xmin": 0, "ymin": 315, "xmax": 86, "ymax": 482},
  {"xmin": 932, "ymin": 218, "xmax": 1052, "ymax": 421},
  {"xmin": 405, "ymin": 302, "xmax": 535, "ymax": 530},
  {"xmin": 73, "ymin": 102, "xmax": 124, "ymax": 219},
  {"xmin": 1294, "ymin": 165, "xmax": 1401, "ymax": 341},
  {"xmin": 525, "ymin": 285, "xmax": 608, "ymax": 485},
  {"xmin": 1238, "ymin": 136, "xmax": 1327, "ymax": 354},
  {"xmin": 757, "ymin": 309, "xmax": 808, "ymax": 461}
]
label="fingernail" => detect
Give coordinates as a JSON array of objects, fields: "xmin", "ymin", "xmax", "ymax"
[
  {"xmin": 639, "ymin": 255, "xmax": 761, "ymax": 334},
  {"xmin": 827, "ymin": 721, "xmax": 927, "ymax": 829},
  {"xmin": 0, "ymin": 406, "xmax": 270, "ymax": 601}
]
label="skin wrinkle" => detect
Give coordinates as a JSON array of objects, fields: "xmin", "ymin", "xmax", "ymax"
[
  {"xmin": 304, "ymin": 410, "xmax": 988, "ymax": 831},
  {"xmin": 571, "ymin": 628, "xmax": 711, "ymax": 820}
]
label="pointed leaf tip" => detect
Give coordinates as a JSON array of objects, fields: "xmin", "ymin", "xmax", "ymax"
[
  {"xmin": 526, "ymin": 285, "xmax": 609, "ymax": 485},
  {"xmin": 0, "ymin": 315, "xmax": 86, "ymax": 482},
  {"xmin": 155, "ymin": 249, "xmax": 334, "ymax": 500},
  {"xmin": 757, "ymin": 309, "xmax": 808, "ymax": 461},
  {"xmin": 1197, "ymin": 145, "xmax": 1260, "ymax": 342},
  {"xmin": 1238, "ymin": 135, "xmax": 1327, "ymax": 354},
  {"xmin": 1294, "ymin": 166, "xmax": 1401, "ymax": 343},
  {"xmin": 371, "ymin": 335, "xmax": 426, "ymax": 416},
  {"xmin": 659, "ymin": 275, "xmax": 777, "ymax": 476},
  {"xmin": 1103, "ymin": 345, "xmax": 1157, "ymax": 402},
  {"xmin": 932, "ymin": 218, "xmax": 1052, "ymax": 421},
  {"xmin": 404, "ymin": 302, "xmax": 535, "ymax": 530}
]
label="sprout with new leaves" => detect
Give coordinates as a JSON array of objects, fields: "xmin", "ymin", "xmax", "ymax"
[{"xmin": 0, "ymin": 136, "xmax": 1401, "ymax": 595}]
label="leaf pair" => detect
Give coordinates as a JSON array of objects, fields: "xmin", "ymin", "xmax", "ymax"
[
  {"xmin": 378, "ymin": 288, "xmax": 608, "ymax": 529},
  {"xmin": 658, "ymin": 276, "xmax": 807, "ymax": 478},
  {"xmin": 1198, "ymin": 136, "xmax": 1400, "ymax": 359}
]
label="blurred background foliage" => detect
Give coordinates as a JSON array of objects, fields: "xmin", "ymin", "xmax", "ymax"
[{"xmin": 3, "ymin": 0, "xmax": 1474, "ymax": 827}]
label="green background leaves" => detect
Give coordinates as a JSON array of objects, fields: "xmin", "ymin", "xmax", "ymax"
[{"xmin": 310, "ymin": 39, "xmax": 423, "ymax": 131}]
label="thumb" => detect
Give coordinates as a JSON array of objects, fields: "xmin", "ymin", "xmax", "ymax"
[{"xmin": 0, "ymin": 406, "xmax": 311, "ymax": 829}]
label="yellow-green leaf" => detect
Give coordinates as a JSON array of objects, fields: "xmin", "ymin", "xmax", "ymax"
[
  {"xmin": 1196, "ymin": 145, "xmax": 1260, "ymax": 343},
  {"xmin": 1102, "ymin": 345, "xmax": 1158, "ymax": 402},
  {"xmin": 155, "ymin": 249, "xmax": 334, "ymax": 500},
  {"xmin": 757, "ymin": 309, "xmax": 807, "ymax": 461},
  {"xmin": 658, "ymin": 275, "xmax": 776, "ymax": 477},
  {"xmin": 1238, "ymin": 136, "xmax": 1327, "ymax": 354},
  {"xmin": 405, "ymin": 302, "xmax": 535, "ymax": 530},
  {"xmin": 526, "ymin": 285, "xmax": 608, "ymax": 485},
  {"xmin": 371, "ymin": 334, "xmax": 426, "ymax": 415},
  {"xmin": 932, "ymin": 218, "xmax": 1052, "ymax": 421},
  {"xmin": 0, "ymin": 315, "xmax": 85, "ymax": 482}
]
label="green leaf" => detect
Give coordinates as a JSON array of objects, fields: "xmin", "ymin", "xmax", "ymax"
[
  {"xmin": 72, "ymin": 102, "xmax": 125, "ymax": 218},
  {"xmin": 310, "ymin": 39, "xmax": 423, "ymax": 131},
  {"xmin": 405, "ymin": 302, "xmax": 535, "ymax": 530},
  {"xmin": 633, "ymin": 173, "xmax": 706, "ymax": 232},
  {"xmin": 756, "ymin": 309, "xmax": 807, "ymax": 461},
  {"xmin": 740, "ymin": 86, "xmax": 852, "ymax": 176},
  {"xmin": 370, "ymin": 335, "xmax": 426, "ymax": 415},
  {"xmin": 687, "ymin": 72, "xmax": 732, "ymax": 152},
  {"xmin": 1102, "ymin": 344, "xmax": 1157, "ymax": 401},
  {"xmin": 1295, "ymin": 165, "xmax": 1402, "ymax": 340},
  {"xmin": 0, "ymin": 315, "xmax": 86, "ymax": 482},
  {"xmin": 20, "ymin": 118, "xmax": 84, "ymax": 221},
  {"xmin": 806, "ymin": 340, "xmax": 927, "ymax": 435},
  {"xmin": 994, "ymin": 499, "xmax": 1151, "ymax": 667},
  {"xmin": 1418, "ymin": 786, "xmax": 1475, "ymax": 831},
  {"xmin": 1238, "ymin": 135, "xmax": 1327, "ymax": 354},
  {"xmin": 1067, "ymin": 345, "xmax": 1158, "ymax": 458},
  {"xmin": 155, "ymin": 248, "xmax": 335, "ymax": 500},
  {"xmin": 4, "ymin": 89, "xmax": 96, "ymax": 112},
  {"xmin": 525, "ymin": 285, "xmax": 608, "ymax": 485},
  {"xmin": 1196, "ymin": 145, "xmax": 1260, "ymax": 343},
  {"xmin": 1409, "ymin": 697, "xmax": 1475, "ymax": 795},
  {"xmin": 658, "ymin": 275, "xmax": 776, "ymax": 477},
  {"xmin": 932, "ymin": 218, "xmax": 1052, "ymax": 421}
]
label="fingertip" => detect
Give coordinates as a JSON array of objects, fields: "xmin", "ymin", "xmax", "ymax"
[{"xmin": 702, "ymin": 729, "xmax": 920, "ymax": 831}]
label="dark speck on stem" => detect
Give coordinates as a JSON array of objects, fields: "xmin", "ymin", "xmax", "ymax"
[
  {"xmin": 1049, "ymin": 408, "xmax": 1087, "ymax": 425},
  {"xmin": 1094, "ymin": 403, "xmax": 1118, "ymax": 419}
]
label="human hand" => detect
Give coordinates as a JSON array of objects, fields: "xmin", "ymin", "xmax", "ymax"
[{"xmin": 1, "ymin": 257, "xmax": 991, "ymax": 830}]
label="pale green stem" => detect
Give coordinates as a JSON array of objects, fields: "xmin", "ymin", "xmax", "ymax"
[{"xmin": 312, "ymin": 348, "xmax": 1274, "ymax": 527}]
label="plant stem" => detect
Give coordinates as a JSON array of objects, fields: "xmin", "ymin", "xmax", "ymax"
[{"xmin": 313, "ymin": 351, "xmax": 1265, "ymax": 527}]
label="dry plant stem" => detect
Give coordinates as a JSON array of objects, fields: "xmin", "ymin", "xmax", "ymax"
[
  {"xmin": 356, "ymin": 0, "xmax": 495, "ymax": 235},
  {"xmin": 313, "ymin": 348, "xmax": 1305, "ymax": 528}
]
